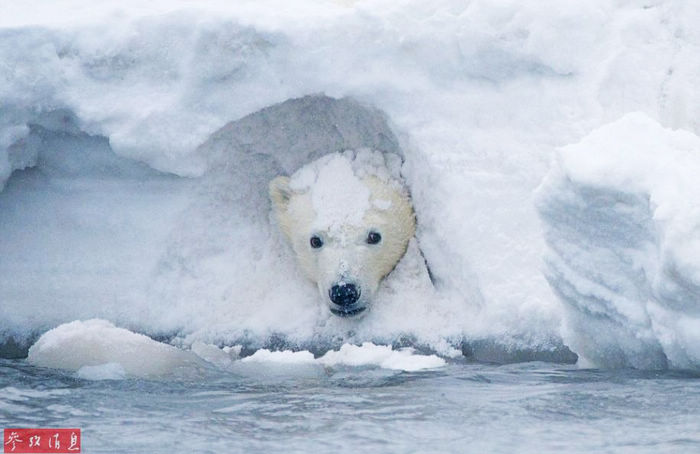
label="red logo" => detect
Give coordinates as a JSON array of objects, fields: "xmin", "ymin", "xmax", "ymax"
[{"xmin": 4, "ymin": 429, "xmax": 80, "ymax": 453}]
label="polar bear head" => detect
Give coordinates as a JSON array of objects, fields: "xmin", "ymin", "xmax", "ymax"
[{"xmin": 269, "ymin": 151, "xmax": 416, "ymax": 317}]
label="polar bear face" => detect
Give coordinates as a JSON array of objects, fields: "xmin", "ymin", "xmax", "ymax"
[{"xmin": 269, "ymin": 153, "xmax": 415, "ymax": 317}]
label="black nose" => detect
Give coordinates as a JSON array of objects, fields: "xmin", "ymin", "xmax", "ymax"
[{"xmin": 329, "ymin": 283, "xmax": 360, "ymax": 306}]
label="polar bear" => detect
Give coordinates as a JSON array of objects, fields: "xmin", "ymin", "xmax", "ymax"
[{"xmin": 269, "ymin": 150, "xmax": 416, "ymax": 317}]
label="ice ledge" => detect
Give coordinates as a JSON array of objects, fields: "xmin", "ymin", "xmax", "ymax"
[{"xmin": 537, "ymin": 113, "xmax": 700, "ymax": 369}]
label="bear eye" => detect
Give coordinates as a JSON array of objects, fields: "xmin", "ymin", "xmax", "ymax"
[
  {"xmin": 310, "ymin": 235, "xmax": 323, "ymax": 249},
  {"xmin": 366, "ymin": 231, "xmax": 382, "ymax": 245}
]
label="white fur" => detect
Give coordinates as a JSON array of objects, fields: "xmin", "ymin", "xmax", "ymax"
[{"xmin": 269, "ymin": 151, "xmax": 416, "ymax": 315}]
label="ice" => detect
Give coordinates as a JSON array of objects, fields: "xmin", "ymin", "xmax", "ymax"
[
  {"xmin": 537, "ymin": 113, "xmax": 700, "ymax": 369},
  {"xmin": 236, "ymin": 342, "xmax": 445, "ymax": 371},
  {"xmin": 238, "ymin": 343, "xmax": 444, "ymax": 371},
  {"xmin": 241, "ymin": 349, "xmax": 317, "ymax": 365},
  {"xmin": 27, "ymin": 319, "xmax": 198, "ymax": 378},
  {"xmin": 0, "ymin": 113, "xmax": 194, "ymax": 350},
  {"xmin": 318, "ymin": 342, "xmax": 445, "ymax": 371},
  {"xmin": 1, "ymin": 1, "xmax": 699, "ymax": 367},
  {"xmin": 190, "ymin": 342, "xmax": 241, "ymax": 369},
  {"xmin": 76, "ymin": 363, "xmax": 127, "ymax": 381},
  {"xmin": 27, "ymin": 320, "xmax": 442, "ymax": 377}
]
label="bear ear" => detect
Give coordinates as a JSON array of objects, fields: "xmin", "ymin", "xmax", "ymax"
[{"xmin": 269, "ymin": 176, "xmax": 292, "ymax": 212}]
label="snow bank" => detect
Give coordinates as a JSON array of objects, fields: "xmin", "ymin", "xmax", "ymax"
[
  {"xmin": 2, "ymin": 0, "xmax": 699, "ymax": 366},
  {"xmin": 537, "ymin": 113, "xmax": 700, "ymax": 369}
]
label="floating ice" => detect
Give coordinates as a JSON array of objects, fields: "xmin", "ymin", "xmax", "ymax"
[
  {"xmin": 241, "ymin": 349, "xmax": 317, "ymax": 365},
  {"xmin": 191, "ymin": 342, "xmax": 241, "ymax": 369},
  {"xmin": 27, "ymin": 320, "xmax": 443, "ymax": 378},
  {"xmin": 76, "ymin": 363, "xmax": 127, "ymax": 381},
  {"xmin": 238, "ymin": 343, "xmax": 445, "ymax": 371},
  {"xmin": 28, "ymin": 319, "xmax": 197, "ymax": 378},
  {"xmin": 318, "ymin": 342, "xmax": 445, "ymax": 371}
]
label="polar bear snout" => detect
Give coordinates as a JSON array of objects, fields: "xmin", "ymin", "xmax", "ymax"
[
  {"xmin": 328, "ymin": 281, "xmax": 367, "ymax": 317},
  {"xmin": 329, "ymin": 282, "xmax": 360, "ymax": 306}
]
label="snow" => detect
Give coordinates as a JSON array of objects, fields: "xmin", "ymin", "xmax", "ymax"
[
  {"xmin": 302, "ymin": 153, "xmax": 372, "ymax": 233},
  {"xmin": 537, "ymin": 113, "xmax": 700, "ymax": 369},
  {"xmin": 1, "ymin": 0, "xmax": 699, "ymax": 368},
  {"xmin": 289, "ymin": 149, "xmax": 406, "ymax": 235},
  {"xmin": 287, "ymin": 149, "xmax": 405, "ymax": 236}
]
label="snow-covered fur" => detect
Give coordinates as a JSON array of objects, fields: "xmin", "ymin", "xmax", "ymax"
[{"xmin": 269, "ymin": 150, "xmax": 415, "ymax": 316}]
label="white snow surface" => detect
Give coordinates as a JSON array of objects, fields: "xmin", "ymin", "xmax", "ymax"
[
  {"xmin": 1, "ymin": 0, "xmax": 699, "ymax": 367},
  {"xmin": 537, "ymin": 113, "xmax": 700, "ymax": 369}
]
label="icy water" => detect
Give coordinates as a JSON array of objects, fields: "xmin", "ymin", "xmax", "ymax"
[{"xmin": 2, "ymin": 359, "xmax": 699, "ymax": 453}]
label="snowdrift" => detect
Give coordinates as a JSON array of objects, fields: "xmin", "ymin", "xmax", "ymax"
[
  {"xmin": 1, "ymin": 0, "xmax": 699, "ymax": 368},
  {"xmin": 0, "ymin": 92, "xmax": 569, "ymax": 362}
]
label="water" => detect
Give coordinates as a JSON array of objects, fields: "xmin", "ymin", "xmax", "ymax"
[{"xmin": 2, "ymin": 358, "xmax": 699, "ymax": 453}]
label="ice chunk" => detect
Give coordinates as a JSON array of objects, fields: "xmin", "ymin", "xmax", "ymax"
[
  {"xmin": 76, "ymin": 363, "xmax": 127, "ymax": 381},
  {"xmin": 191, "ymin": 342, "xmax": 241, "ymax": 368},
  {"xmin": 241, "ymin": 349, "xmax": 316, "ymax": 365},
  {"xmin": 319, "ymin": 342, "xmax": 445, "ymax": 371},
  {"xmin": 28, "ymin": 319, "xmax": 197, "ymax": 378},
  {"xmin": 239, "ymin": 343, "xmax": 445, "ymax": 371},
  {"xmin": 537, "ymin": 113, "xmax": 700, "ymax": 369}
]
